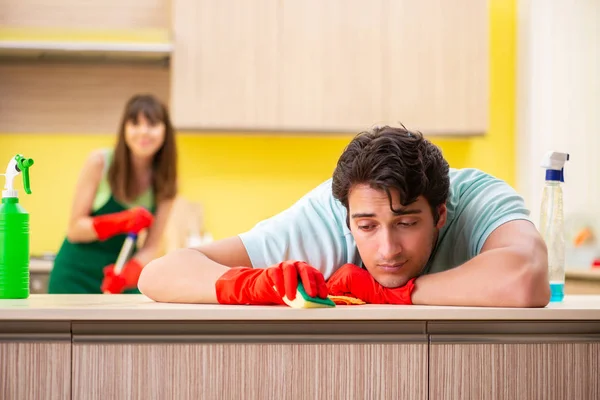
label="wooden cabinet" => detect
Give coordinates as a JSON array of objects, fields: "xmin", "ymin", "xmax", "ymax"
[
  {"xmin": 72, "ymin": 343, "xmax": 426, "ymax": 400},
  {"xmin": 0, "ymin": 63, "xmax": 169, "ymax": 133},
  {"xmin": 278, "ymin": 0, "xmax": 386, "ymax": 132},
  {"xmin": 0, "ymin": 322, "xmax": 71, "ymax": 400},
  {"xmin": 1, "ymin": 0, "xmax": 169, "ymax": 30},
  {"xmin": 0, "ymin": 0, "xmax": 172, "ymax": 134},
  {"xmin": 2, "ymin": 316, "xmax": 600, "ymax": 400},
  {"xmin": 171, "ymin": 0, "xmax": 489, "ymax": 134},
  {"xmin": 70, "ymin": 320, "xmax": 428, "ymax": 400},
  {"xmin": 383, "ymin": 0, "xmax": 489, "ymax": 134},
  {"xmin": 430, "ymin": 341, "xmax": 600, "ymax": 400},
  {"xmin": 170, "ymin": 0, "xmax": 280, "ymax": 131}
]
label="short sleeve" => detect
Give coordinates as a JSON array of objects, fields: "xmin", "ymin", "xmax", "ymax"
[
  {"xmin": 451, "ymin": 170, "xmax": 533, "ymax": 258},
  {"xmin": 237, "ymin": 179, "xmax": 358, "ymax": 279}
]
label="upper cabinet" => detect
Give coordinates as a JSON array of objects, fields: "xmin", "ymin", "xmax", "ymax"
[
  {"xmin": 0, "ymin": 0, "xmax": 169, "ymax": 30},
  {"xmin": 0, "ymin": 0, "xmax": 172, "ymax": 62},
  {"xmin": 170, "ymin": 0, "xmax": 280, "ymax": 130},
  {"xmin": 0, "ymin": 0, "xmax": 171, "ymax": 133},
  {"xmin": 171, "ymin": 0, "xmax": 489, "ymax": 135}
]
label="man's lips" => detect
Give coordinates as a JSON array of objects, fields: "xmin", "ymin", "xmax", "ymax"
[{"xmin": 377, "ymin": 261, "xmax": 407, "ymax": 272}]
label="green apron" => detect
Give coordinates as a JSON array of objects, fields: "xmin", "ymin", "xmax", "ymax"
[{"xmin": 48, "ymin": 194, "xmax": 155, "ymax": 294}]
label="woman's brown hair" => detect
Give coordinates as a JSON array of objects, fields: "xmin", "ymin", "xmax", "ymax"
[{"xmin": 108, "ymin": 94, "xmax": 178, "ymax": 206}]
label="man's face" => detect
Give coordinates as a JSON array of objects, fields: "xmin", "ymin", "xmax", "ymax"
[{"xmin": 348, "ymin": 184, "xmax": 447, "ymax": 288}]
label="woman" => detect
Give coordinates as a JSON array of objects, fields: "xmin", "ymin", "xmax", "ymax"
[{"xmin": 48, "ymin": 94, "xmax": 178, "ymax": 294}]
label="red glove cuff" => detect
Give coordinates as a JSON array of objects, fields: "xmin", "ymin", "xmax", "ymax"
[
  {"xmin": 92, "ymin": 207, "xmax": 154, "ymax": 241},
  {"xmin": 101, "ymin": 258, "xmax": 144, "ymax": 294},
  {"xmin": 385, "ymin": 278, "xmax": 416, "ymax": 305},
  {"xmin": 215, "ymin": 267, "xmax": 283, "ymax": 305},
  {"xmin": 120, "ymin": 258, "xmax": 144, "ymax": 288}
]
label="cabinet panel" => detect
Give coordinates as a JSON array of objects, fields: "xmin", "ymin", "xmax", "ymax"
[
  {"xmin": 170, "ymin": 0, "xmax": 489, "ymax": 134},
  {"xmin": 430, "ymin": 342, "xmax": 600, "ymax": 400},
  {"xmin": 0, "ymin": 341, "xmax": 71, "ymax": 400},
  {"xmin": 171, "ymin": 0, "xmax": 280, "ymax": 130},
  {"xmin": 383, "ymin": 0, "xmax": 489, "ymax": 133},
  {"xmin": 73, "ymin": 342, "xmax": 427, "ymax": 400},
  {"xmin": 0, "ymin": 62, "xmax": 169, "ymax": 133},
  {"xmin": 279, "ymin": 0, "xmax": 385, "ymax": 131},
  {"xmin": 0, "ymin": 0, "xmax": 169, "ymax": 30}
]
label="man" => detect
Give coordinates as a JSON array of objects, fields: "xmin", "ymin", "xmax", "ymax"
[{"xmin": 139, "ymin": 126, "xmax": 550, "ymax": 307}]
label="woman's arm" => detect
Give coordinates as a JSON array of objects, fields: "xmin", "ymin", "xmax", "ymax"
[
  {"xmin": 65, "ymin": 150, "xmax": 105, "ymax": 243},
  {"xmin": 131, "ymin": 197, "xmax": 175, "ymax": 265}
]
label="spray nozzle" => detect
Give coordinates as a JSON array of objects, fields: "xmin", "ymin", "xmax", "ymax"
[
  {"xmin": 2, "ymin": 154, "xmax": 34, "ymax": 198},
  {"xmin": 15, "ymin": 155, "xmax": 34, "ymax": 194},
  {"xmin": 541, "ymin": 151, "xmax": 569, "ymax": 182}
]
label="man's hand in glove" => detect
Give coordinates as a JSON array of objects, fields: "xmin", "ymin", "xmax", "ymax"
[
  {"xmin": 216, "ymin": 260, "xmax": 328, "ymax": 305},
  {"xmin": 326, "ymin": 263, "xmax": 416, "ymax": 304}
]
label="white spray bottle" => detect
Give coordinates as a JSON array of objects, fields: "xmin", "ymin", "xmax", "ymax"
[{"xmin": 539, "ymin": 151, "xmax": 569, "ymax": 302}]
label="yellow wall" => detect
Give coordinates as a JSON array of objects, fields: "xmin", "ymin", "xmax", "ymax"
[{"xmin": 0, "ymin": 0, "xmax": 515, "ymax": 255}]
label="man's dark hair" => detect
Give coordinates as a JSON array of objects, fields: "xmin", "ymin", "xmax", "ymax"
[{"xmin": 332, "ymin": 125, "xmax": 450, "ymax": 225}]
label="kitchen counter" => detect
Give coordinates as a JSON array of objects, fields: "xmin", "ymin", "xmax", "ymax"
[
  {"xmin": 566, "ymin": 268, "xmax": 600, "ymax": 294},
  {"xmin": 567, "ymin": 268, "xmax": 600, "ymax": 280},
  {"xmin": 1, "ymin": 293, "xmax": 600, "ymax": 321},
  {"xmin": 1, "ymin": 295, "xmax": 599, "ymax": 400},
  {"xmin": 29, "ymin": 258, "xmax": 53, "ymax": 273}
]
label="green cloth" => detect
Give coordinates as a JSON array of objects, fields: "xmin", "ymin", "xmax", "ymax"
[{"xmin": 48, "ymin": 149, "xmax": 155, "ymax": 294}]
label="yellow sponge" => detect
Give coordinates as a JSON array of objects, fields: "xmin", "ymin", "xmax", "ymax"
[{"xmin": 281, "ymin": 282, "xmax": 336, "ymax": 308}]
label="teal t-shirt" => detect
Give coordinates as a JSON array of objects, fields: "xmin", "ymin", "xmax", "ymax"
[{"xmin": 238, "ymin": 168, "xmax": 532, "ymax": 279}]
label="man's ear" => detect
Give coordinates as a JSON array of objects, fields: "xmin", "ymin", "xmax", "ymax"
[{"xmin": 436, "ymin": 203, "xmax": 447, "ymax": 229}]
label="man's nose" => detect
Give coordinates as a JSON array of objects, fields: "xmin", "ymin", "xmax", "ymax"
[{"xmin": 379, "ymin": 230, "xmax": 402, "ymax": 260}]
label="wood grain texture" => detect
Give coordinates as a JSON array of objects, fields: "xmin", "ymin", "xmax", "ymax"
[
  {"xmin": 73, "ymin": 342, "xmax": 427, "ymax": 400},
  {"xmin": 0, "ymin": 0, "xmax": 169, "ymax": 30},
  {"xmin": 430, "ymin": 343, "xmax": 600, "ymax": 400},
  {"xmin": 170, "ymin": 0, "xmax": 488, "ymax": 134},
  {"xmin": 0, "ymin": 62, "xmax": 170, "ymax": 133},
  {"xmin": 0, "ymin": 342, "xmax": 71, "ymax": 400},
  {"xmin": 171, "ymin": 0, "xmax": 280, "ymax": 130},
  {"xmin": 278, "ymin": 0, "xmax": 385, "ymax": 132},
  {"xmin": 565, "ymin": 279, "xmax": 600, "ymax": 295},
  {"xmin": 383, "ymin": 0, "xmax": 489, "ymax": 133}
]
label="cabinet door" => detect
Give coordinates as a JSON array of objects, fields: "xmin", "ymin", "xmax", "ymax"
[
  {"xmin": 170, "ymin": 0, "xmax": 489, "ymax": 134},
  {"xmin": 278, "ymin": 0, "xmax": 385, "ymax": 132},
  {"xmin": 383, "ymin": 0, "xmax": 489, "ymax": 134},
  {"xmin": 430, "ymin": 341, "xmax": 600, "ymax": 400},
  {"xmin": 171, "ymin": 0, "xmax": 280, "ymax": 130},
  {"xmin": 1, "ymin": 0, "xmax": 169, "ymax": 30},
  {"xmin": 0, "ymin": 340, "xmax": 71, "ymax": 400},
  {"xmin": 0, "ymin": 63, "xmax": 169, "ymax": 133},
  {"xmin": 73, "ymin": 342, "xmax": 427, "ymax": 400}
]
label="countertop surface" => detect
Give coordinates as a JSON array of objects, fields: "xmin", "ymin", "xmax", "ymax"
[
  {"xmin": 1, "ymin": 294, "xmax": 600, "ymax": 321},
  {"xmin": 566, "ymin": 268, "xmax": 600, "ymax": 280}
]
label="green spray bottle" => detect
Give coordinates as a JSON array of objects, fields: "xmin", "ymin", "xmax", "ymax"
[{"xmin": 0, "ymin": 154, "xmax": 34, "ymax": 299}]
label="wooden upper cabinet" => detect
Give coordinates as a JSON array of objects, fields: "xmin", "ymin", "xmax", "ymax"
[
  {"xmin": 171, "ymin": 0, "xmax": 280, "ymax": 130},
  {"xmin": 0, "ymin": 0, "xmax": 171, "ymax": 134},
  {"xmin": 278, "ymin": 0, "xmax": 386, "ymax": 132},
  {"xmin": 0, "ymin": 63, "xmax": 170, "ymax": 133},
  {"xmin": 170, "ymin": 0, "xmax": 489, "ymax": 135},
  {"xmin": 0, "ymin": 0, "xmax": 170, "ymax": 30},
  {"xmin": 383, "ymin": 0, "xmax": 489, "ymax": 134}
]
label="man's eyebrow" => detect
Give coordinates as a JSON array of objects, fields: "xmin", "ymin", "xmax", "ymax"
[
  {"xmin": 351, "ymin": 213, "xmax": 376, "ymax": 219},
  {"xmin": 394, "ymin": 208, "xmax": 422, "ymax": 216},
  {"xmin": 351, "ymin": 209, "xmax": 422, "ymax": 219}
]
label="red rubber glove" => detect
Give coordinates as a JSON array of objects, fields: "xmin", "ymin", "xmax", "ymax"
[
  {"xmin": 101, "ymin": 258, "xmax": 144, "ymax": 294},
  {"xmin": 326, "ymin": 263, "xmax": 416, "ymax": 304},
  {"xmin": 215, "ymin": 260, "xmax": 328, "ymax": 305},
  {"xmin": 92, "ymin": 207, "xmax": 154, "ymax": 241}
]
